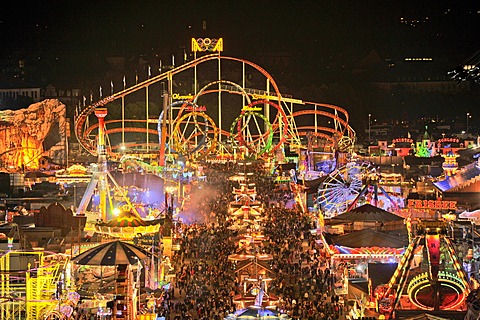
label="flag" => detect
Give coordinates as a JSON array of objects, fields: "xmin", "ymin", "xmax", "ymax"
[
  {"xmin": 172, "ymin": 55, "xmax": 175, "ymax": 67},
  {"xmin": 99, "ymin": 86, "xmax": 102, "ymax": 98},
  {"xmin": 123, "ymin": 75, "xmax": 126, "ymax": 89},
  {"xmin": 110, "ymin": 81, "xmax": 114, "ymax": 94},
  {"xmin": 135, "ymin": 70, "xmax": 138, "ymax": 84},
  {"xmin": 148, "ymin": 65, "xmax": 151, "ymax": 78}
]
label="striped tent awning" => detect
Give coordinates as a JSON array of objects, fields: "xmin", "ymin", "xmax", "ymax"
[{"xmin": 71, "ymin": 240, "xmax": 150, "ymax": 265}]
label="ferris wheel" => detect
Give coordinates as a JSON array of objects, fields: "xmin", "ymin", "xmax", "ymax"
[
  {"xmin": 229, "ymin": 99, "xmax": 287, "ymax": 157},
  {"xmin": 170, "ymin": 111, "xmax": 219, "ymax": 160},
  {"xmin": 316, "ymin": 161, "xmax": 375, "ymax": 217}
]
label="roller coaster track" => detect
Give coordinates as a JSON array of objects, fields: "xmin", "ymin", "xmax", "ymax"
[
  {"xmin": 218, "ymin": 84, "xmax": 356, "ymax": 149},
  {"xmin": 75, "ymin": 54, "xmax": 285, "ymax": 156},
  {"xmin": 75, "ymin": 53, "xmax": 355, "ymax": 157}
]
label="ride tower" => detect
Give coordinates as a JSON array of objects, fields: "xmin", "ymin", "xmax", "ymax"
[
  {"xmin": 95, "ymin": 108, "xmax": 109, "ymax": 221},
  {"xmin": 76, "ymin": 108, "xmax": 141, "ymax": 223}
]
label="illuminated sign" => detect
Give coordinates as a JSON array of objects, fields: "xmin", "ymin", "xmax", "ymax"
[
  {"xmin": 242, "ymin": 106, "xmax": 262, "ymax": 112},
  {"xmin": 191, "ymin": 38, "xmax": 223, "ymax": 52},
  {"xmin": 438, "ymin": 138, "xmax": 459, "ymax": 144},
  {"xmin": 185, "ymin": 105, "xmax": 206, "ymax": 112},
  {"xmin": 407, "ymin": 199, "xmax": 457, "ymax": 210},
  {"xmin": 251, "ymin": 93, "xmax": 279, "ymax": 100},
  {"xmin": 392, "ymin": 138, "xmax": 413, "ymax": 144},
  {"xmin": 172, "ymin": 93, "xmax": 194, "ymax": 100}
]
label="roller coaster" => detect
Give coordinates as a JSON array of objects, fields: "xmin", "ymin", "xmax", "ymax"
[{"xmin": 74, "ymin": 50, "xmax": 356, "ymax": 163}]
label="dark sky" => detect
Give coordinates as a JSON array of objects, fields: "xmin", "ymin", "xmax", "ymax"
[
  {"xmin": 1, "ymin": 1, "xmax": 480, "ymax": 127},
  {"xmin": 2, "ymin": 1, "xmax": 478, "ymax": 60}
]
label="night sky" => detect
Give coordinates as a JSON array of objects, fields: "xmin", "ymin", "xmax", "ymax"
[
  {"xmin": 1, "ymin": 1, "xmax": 480, "ymax": 129},
  {"xmin": 2, "ymin": 1, "xmax": 478, "ymax": 58}
]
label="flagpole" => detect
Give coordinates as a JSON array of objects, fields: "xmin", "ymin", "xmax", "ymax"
[
  {"xmin": 146, "ymin": 85, "xmax": 149, "ymax": 154},
  {"xmin": 146, "ymin": 66, "xmax": 150, "ymax": 154},
  {"xmin": 121, "ymin": 76, "xmax": 126, "ymax": 149}
]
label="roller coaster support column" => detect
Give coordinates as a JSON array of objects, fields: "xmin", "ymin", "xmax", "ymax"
[
  {"xmin": 95, "ymin": 108, "xmax": 109, "ymax": 222},
  {"xmin": 159, "ymin": 77, "xmax": 170, "ymax": 166}
]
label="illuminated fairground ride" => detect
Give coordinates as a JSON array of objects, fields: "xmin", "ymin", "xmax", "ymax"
[
  {"xmin": 315, "ymin": 161, "xmax": 406, "ymax": 217},
  {"xmin": 0, "ymin": 250, "xmax": 78, "ymax": 320},
  {"xmin": 375, "ymin": 220, "xmax": 470, "ymax": 317},
  {"xmin": 74, "ymin": 41, "xmax": 356, "ymax": 165},
  {"xmin": 72, "ymin": 40, "xmax": 356, "ymax": 235},
  {"xmin": 316, "ymin": 161, "xmax": 374, "ymax": 217}
]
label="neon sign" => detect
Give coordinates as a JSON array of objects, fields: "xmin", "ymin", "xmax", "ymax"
[
  {"xmin": 172, "ymin": 93, "xmax": 194, "ymax": 100},
  {"xmin": 191, "ymin": 38, "xmax": 223, "ymax": 52},
  {"xmin": 407, "ymin": 199, "xmax": 457, "ymax": 210},
  {"xmin": 242, "ymin": 106, "xmax": 262, "ymax": 112},
  {"xmin": 392, "ymin": 138, "xmax": 413, "ymax": 144},
  {"xmin": 438, "ymin": 138, "xmax": 459, "ymax": 144},
  {"xmin": 252, "ymin": 93, "xmax": 278, "ymax": 100},
  {"xmin": 185, "ymin": 105, "xmax": 206, "ymax": 112}
]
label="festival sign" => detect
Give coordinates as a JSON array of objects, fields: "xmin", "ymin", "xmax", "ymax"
[
  {"xmin": 185, "ymin": 105, "xmax": 206, "ymax": 112},
  {"xmin": 191, "ymin": 38, "xmax": 223, "ymax": 52},
  {"xmin": 172, "ymin": 93, "xmax": 194, "ymax": 100},
  {"xmin": 406, "ymin": 199, "xmax": 457, "ymax": 210},
  {"xmin": 242, "ymin": 106, "xmax": 262, "ymax": 112},
  {"xmin": 252, "ymin": 93, "xmax": 278, "ymax": 100}
]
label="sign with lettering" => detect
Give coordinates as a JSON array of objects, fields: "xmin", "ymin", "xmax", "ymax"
[
  {"xmin": 242, "ymin": 106, "xmax": 262, "ymax": 112},
  {"xmin": 438, "ymin": 138, "xmax": 459, "ymax": 144},
  {"xmin": 172, "ymin": 93, "xmax": 194, "ymax": 100},
  {"xmin": 185, "ymin": 105, "xmax": 206, "ymax": 112},
  {"xmin": 252, "ymin": 93, "xmax": 278, "ymax": 100},
  {"xmin": 392, "ymin": 138, "xmax": 413, "ymax": 144},
  {"xmin": 406, "ymin": 199, "xmax": 457, "ymax": 210}
]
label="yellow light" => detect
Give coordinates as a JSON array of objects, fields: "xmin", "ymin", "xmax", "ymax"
[{"xmin": 113, "ymin": 207, "xmax": 121, "ymax": 216}]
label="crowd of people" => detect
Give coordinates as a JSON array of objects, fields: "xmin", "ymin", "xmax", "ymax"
[{"xmin": 154, "ymin": 161, "xmax": 346, "ymax": 320}]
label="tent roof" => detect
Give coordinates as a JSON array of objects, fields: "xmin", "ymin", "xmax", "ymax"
[
  {"xmin": 330, "ymin": 204, "xmax": 404, "ymax": 222},
  {"xmin": 234, "ymin": 259, "xmax": 273, "ymax": 274},
  {"xmin": 331, "ymin": 228, "xmax": 408, "ymax": 248},
  {"xmin": 98, "ymin": 210, "xmax": 162, "ymax": 227},
  {"xmin": 433, "ymin": 162, "xmax": 480, "ymax": 192}
]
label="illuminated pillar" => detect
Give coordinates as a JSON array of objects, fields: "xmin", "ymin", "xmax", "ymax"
[
  {"xmin": 146, "ymin": 85, "xmax": 149, "ymax": 153},
  {"xmin": 265, "ymin": 78, "xmax": 270, "ymax": 134},
  {"xmin": 218, "ymin": 54, "xmax": 222, "ymax": 146},
  {"xmin": 159, "ymin": 80, "xmax": 169, "ymax": 166},
  {"xmin": 95, "ymin": 108, "xmax": 109, "ymax": 222}
]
